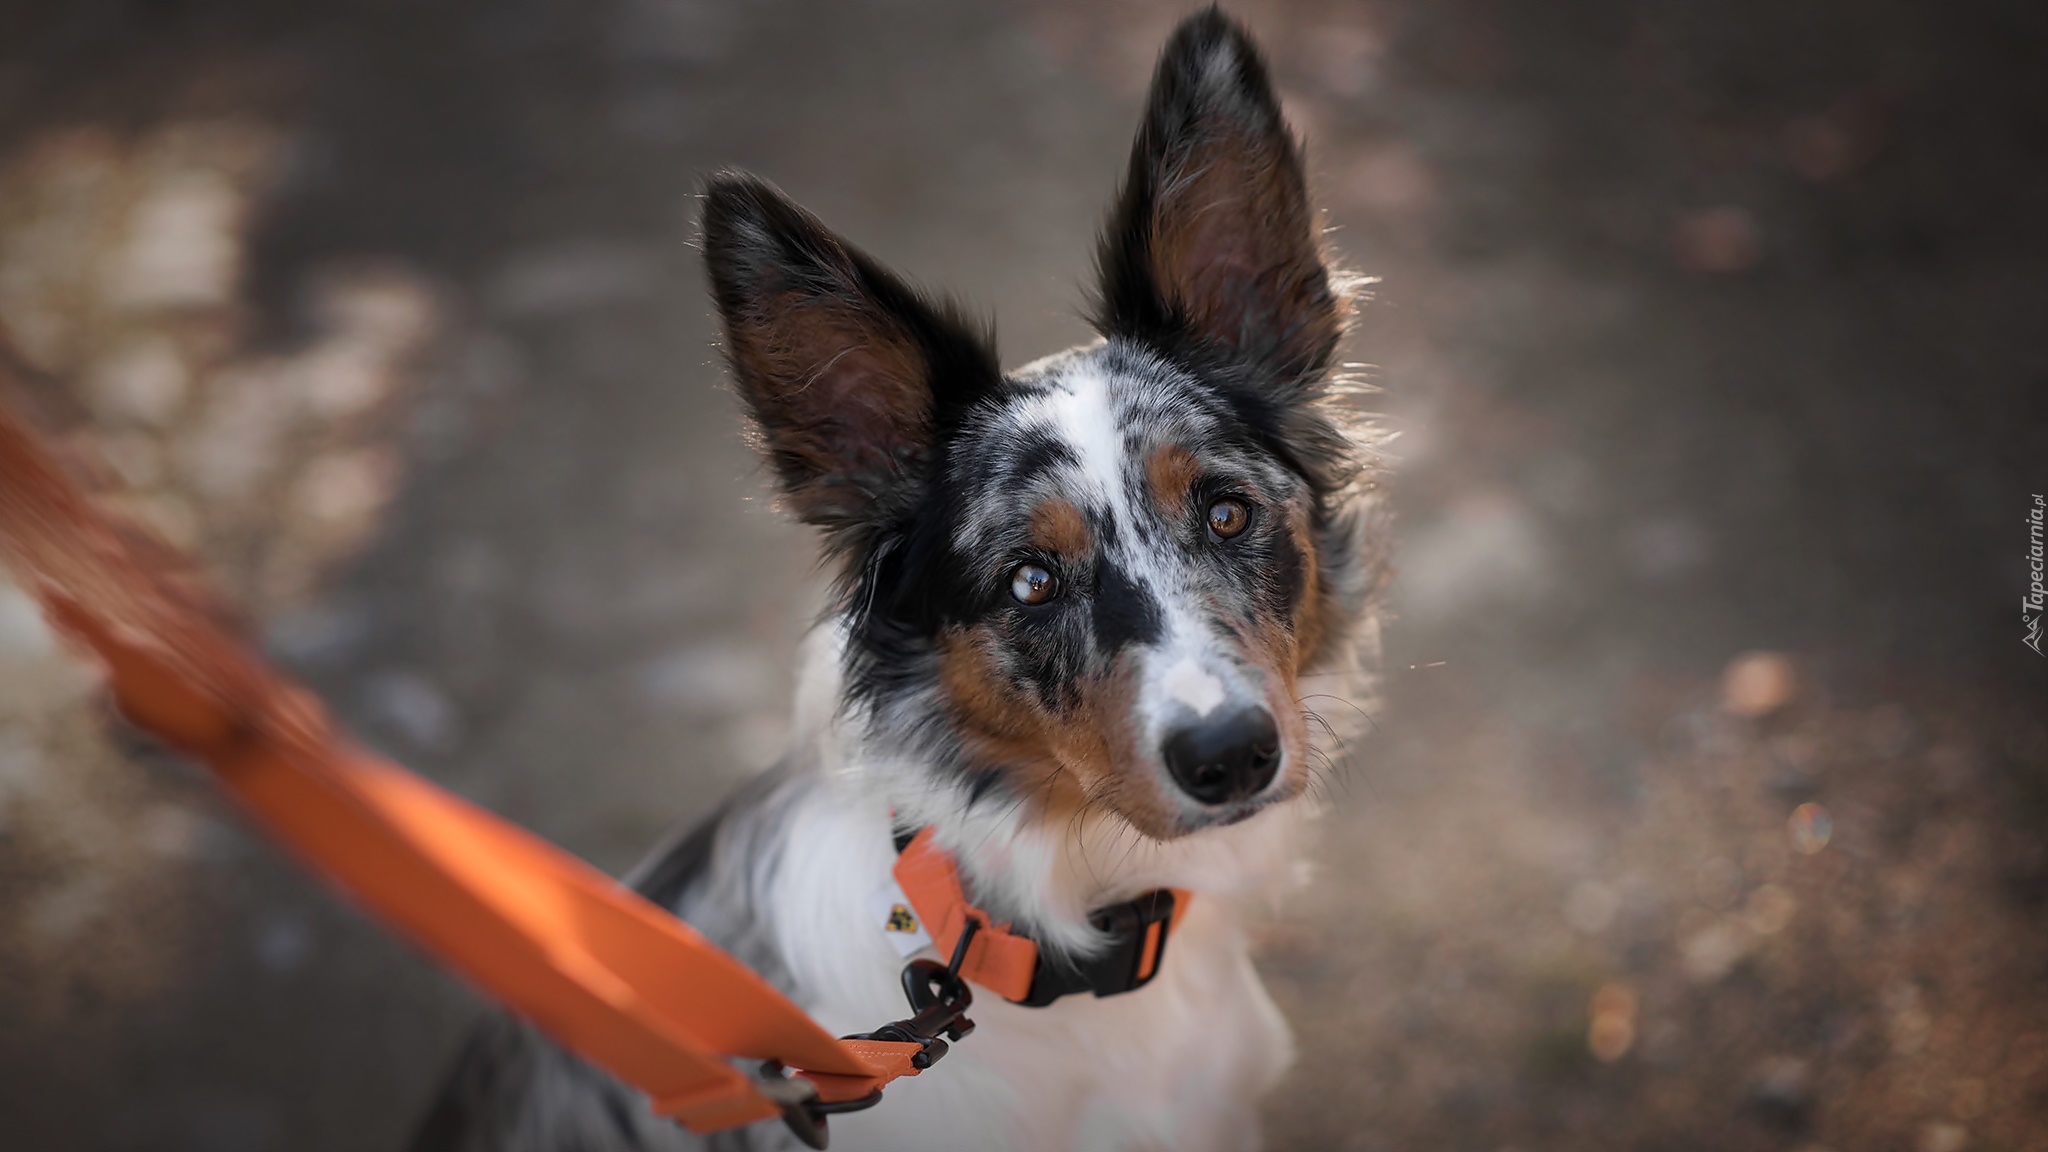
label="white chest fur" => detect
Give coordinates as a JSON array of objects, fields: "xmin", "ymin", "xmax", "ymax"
[{"xmin": 759, "ymin": 768, "xmax": 1300, "ymax": 1152}]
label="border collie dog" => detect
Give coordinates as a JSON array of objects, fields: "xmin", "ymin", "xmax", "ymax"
[{"xmin": 415, "ymin": 9, "xmax": 1388, "ymax": 1151}]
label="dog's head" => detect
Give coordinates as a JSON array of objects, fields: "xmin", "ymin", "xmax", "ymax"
[{"xmin": 702, "ymin": 10, "xmax": 1387, "ymax": 842}]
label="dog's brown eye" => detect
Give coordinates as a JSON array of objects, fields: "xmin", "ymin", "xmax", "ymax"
[
  {"xmin": 1010, "ymin": 563, "xmax": 1059, "ymax": 605},
  {"xmin": 1207, "ymin": 498, "xmax": 1250, "ymax": 540}
]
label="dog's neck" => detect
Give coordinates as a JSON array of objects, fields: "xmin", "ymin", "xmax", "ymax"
[{"xmin": 788, "ymin": 621, "xmax": 1309, "ymax": 957}]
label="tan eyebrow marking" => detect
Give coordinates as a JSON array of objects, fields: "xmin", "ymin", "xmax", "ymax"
[
  {"xmin": 1029, "ymin": 496, "xmax": 1091, "ymax": 556},
  {"xmin": 1146, "ymin": 442, "xmax": 1203, "ymax": 517}
]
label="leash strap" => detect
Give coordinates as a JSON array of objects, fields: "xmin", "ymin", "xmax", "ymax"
[
  {"xmin": 0, "ymin": 397, "xmax": 926, "ymax": 1143},
  {"xmin": 892, "ymin": 828, "xmax": 1191, "ymax": 1005}
]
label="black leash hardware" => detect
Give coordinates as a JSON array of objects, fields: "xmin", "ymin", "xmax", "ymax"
[
  {"xmin": 752, "ymin": 1064, "xmax": 866, "ymax": 1151},
  {"xmin": 769, "ymin": 919, "xmax": 982, "ymax": 1148}
]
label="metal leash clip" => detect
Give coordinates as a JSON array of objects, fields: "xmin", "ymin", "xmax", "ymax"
[{"xmin": 767, "ymin": 920, "xmax": 982, "ymax": 1148}]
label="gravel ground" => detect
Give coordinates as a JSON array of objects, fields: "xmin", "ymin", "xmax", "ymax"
[{"xmin": 1, "ymin": 2, "xmax": 2044, "ymax": 1150}]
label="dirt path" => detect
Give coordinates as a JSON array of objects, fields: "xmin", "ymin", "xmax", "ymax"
[{"xmin": 1, "ymin": 2, "xmax": 2043, "ymax": 1150}]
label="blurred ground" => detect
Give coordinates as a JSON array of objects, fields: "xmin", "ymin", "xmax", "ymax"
[{"xmin": 1, "ymin": 2, "xmax": 2045, "ymax": 1150}]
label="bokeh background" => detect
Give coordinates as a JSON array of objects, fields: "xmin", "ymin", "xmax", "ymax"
[{"xmin": 2, "ymin": 1, "xmax": 2045, "ymax": 1150}]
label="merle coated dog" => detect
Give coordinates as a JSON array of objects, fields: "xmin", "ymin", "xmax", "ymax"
[{"xmin": 413, "ymin": 9, "xmax": 1389, "ymax": 1150}]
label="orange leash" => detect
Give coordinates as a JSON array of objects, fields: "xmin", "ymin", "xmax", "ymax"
[{"xmin": 0, "ymin": 398, "xmax": 929, "ymax": 1144}]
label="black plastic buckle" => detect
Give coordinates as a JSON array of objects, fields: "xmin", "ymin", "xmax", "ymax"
[{"xmin": 1013, "ymin": 889, "xmax": 1178, "ymax": 1008}]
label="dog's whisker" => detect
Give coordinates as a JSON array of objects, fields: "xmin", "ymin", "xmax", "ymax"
[{"xmin": 1300, "ymin": 692, "xmax": 1382, "ymax": 735}]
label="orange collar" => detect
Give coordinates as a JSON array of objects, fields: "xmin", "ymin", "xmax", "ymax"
[{"xmin": 890, "ymin": 827, "xmax": 1191, "ymax": 1007}]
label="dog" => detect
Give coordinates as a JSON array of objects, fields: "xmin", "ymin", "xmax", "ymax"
[{"xmin": 410, "ymin": 8, "xmax": 1389, "ymax": 1150}]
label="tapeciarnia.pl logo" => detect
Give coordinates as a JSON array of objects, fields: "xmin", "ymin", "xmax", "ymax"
[{"xmin": 2026, "ymin": 494, "xmax": 2045, "ymax": 657}]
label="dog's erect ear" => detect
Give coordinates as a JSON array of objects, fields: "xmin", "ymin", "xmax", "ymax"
[
  {"xmin": 702, "ymin": 173, "xmax": 1001, "ymax": 544},
  {"xmin": 1093, "ymin": 8, "xmax": 1345, "ymax": 389}
]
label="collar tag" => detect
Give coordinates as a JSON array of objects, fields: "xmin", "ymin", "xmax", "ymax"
[{"xmin": 867, "ymin": 876, "xmax": 934, "ymax": 959}]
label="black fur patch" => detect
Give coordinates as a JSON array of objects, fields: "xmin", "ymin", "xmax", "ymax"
[
  {"xmin": 1090, "ymin": 10, "xmax": 1339, "ymax": 378},
  {"xmin": 701, "ymin": 172, "xmax": 1005, "ymax": 553},
  {"xmin": 1087, "ymin": 8, "xmax": 1359, "ymax": 499},
  {"xmin": 1093, "ymin": 555, "xmax": 1165, "ymax": 652}
]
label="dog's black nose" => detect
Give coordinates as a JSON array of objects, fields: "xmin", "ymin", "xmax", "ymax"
[{"xmin": 1162, "ymin": 706, "xmax": 1282, "ymax": 806}]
